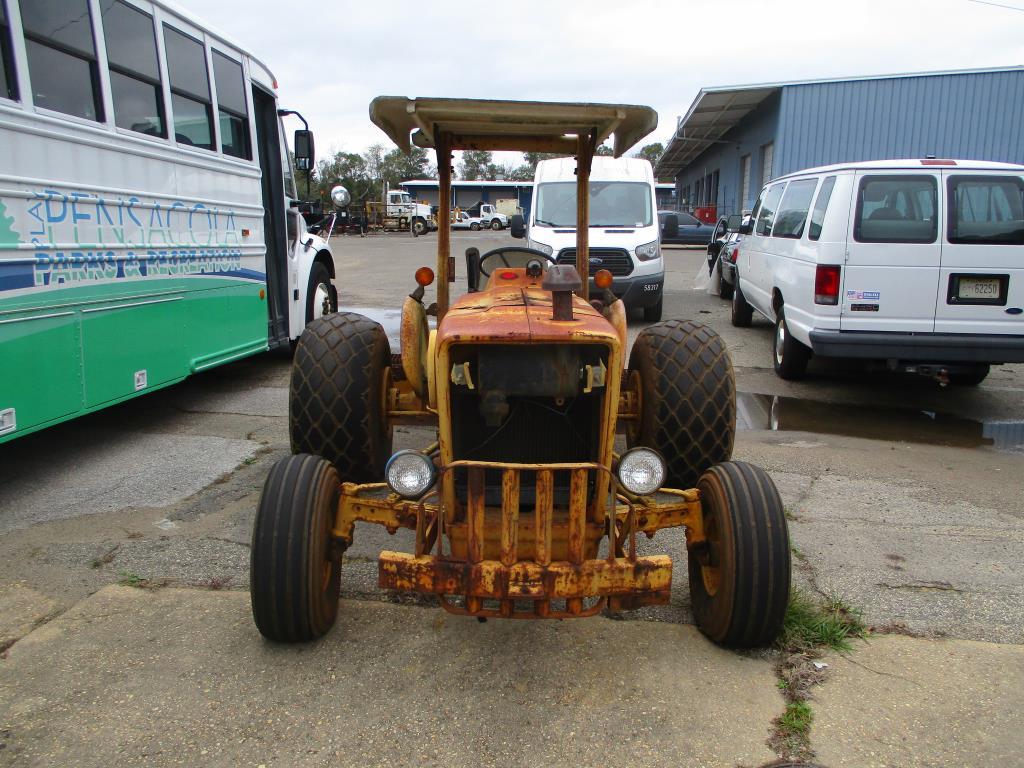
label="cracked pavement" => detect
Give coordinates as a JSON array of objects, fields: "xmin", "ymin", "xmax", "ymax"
[{"xmin": 1, "ymin": 233, "xmax": 1023, "ymax": 766}]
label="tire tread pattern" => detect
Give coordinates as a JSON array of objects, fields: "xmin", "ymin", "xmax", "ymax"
[
  {"xmin": 689, "ymin": 461, "xmax": 791, "ymax": 647},
  {"xmin": 629, "ymin": 319, "xmax": 736, "ymax": 489},
  {"xmin": 289, "ymin": 312, "xmax": 392, "ymax": 482}
]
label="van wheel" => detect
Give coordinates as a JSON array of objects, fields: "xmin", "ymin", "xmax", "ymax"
[
  {"xmin": 491, "ymin": 219, "xmax": 503, "ymax": 230},
  {"xmin": 688, "ymin": 461, "xmax": 791, "ymax": 647},
  {"xmin": 628, "ymin": 320, "xmax": 736, "ymax": 489},
  {"xmin": 289, "ymin": 312, "xmax": 393, "ymax": 481},
  {"xmin": 949, "ymin": 365, "xmax": 990, "ymax": 386},
  {"xmin": 731, "ymin": 279, "xmax": 753, "ymax": 327},
  {"xmin": 643, "ymin": 295, "xmax": 664, "ymax": 322},
  {"xmin": 251, "ymin": 454, "xmax": 342, "ymax": 643},
  {"xmin": 772, "ymin": 308, "xmax": 811, "ymax": 380}
]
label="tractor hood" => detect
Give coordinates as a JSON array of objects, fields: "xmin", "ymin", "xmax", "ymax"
[{"xmin": 438, "ymin": 285, "xmax": 620, "ymax": 347}]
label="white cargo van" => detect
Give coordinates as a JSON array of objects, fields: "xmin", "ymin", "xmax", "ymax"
[
  {"xmin": 517, "ymin": 157, "xmax": 664, "ymax": 320},
  {"xmin": 732, "ymin": 159, "xmax": 1024, "ymax": 384}
]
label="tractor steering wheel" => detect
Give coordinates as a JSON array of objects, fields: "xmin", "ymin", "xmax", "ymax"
[{"xmin": 478, "ymin": 246, "xmax": 558, "ymax": 277}]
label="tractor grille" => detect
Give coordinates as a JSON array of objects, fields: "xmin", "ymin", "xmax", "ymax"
[{"xmin": 556, "ymin": 248, "xmax": 634, "ymax": 276}]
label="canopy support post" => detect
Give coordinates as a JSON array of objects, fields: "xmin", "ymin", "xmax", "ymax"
[
  {"xmin": 575, "ymin": 130, "xmax": 597, "ymax": 301},
  {"xmin": 436, "ymin": 132, "xmax": 452, "ymax": 319}
]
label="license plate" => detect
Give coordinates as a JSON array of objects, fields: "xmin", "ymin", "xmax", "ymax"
[{"xmin": 958, "ymin": 277, "xmax": 1001, "ymax": 300}]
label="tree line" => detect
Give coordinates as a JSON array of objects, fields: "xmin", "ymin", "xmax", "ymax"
[{"xmin": 310, "ymin": 142, "xmax": 667, "ymax": 204}]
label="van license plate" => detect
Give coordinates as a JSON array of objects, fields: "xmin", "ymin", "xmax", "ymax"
[{"xmin": 958, "ymin": 277, "xmax": 1001, "ymax": 300}]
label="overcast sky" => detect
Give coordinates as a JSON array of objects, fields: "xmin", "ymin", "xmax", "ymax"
[{"xmin": 175, "ymin": 0, "xmax": 1023, "ymax": 163}]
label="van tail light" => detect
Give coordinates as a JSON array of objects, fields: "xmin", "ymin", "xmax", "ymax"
[
  {"xmin": 814, "ymin": 265, "xmax": 841, "ymax": 305},
  {"xmin": 728, "ymin": 247, "xmax": 739, "ymax": 264}
]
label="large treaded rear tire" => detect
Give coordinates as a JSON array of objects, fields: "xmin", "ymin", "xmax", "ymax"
[
  {"xmin": 688, "ymin": 461, "xmax": 791, "ymax": 647},
  {"xmin": 251, "ymin": 454, "xmax": 342, "ymax": 643},
  {"xmin": 289, "ymin": 312, "xmax": 392, "ymax": 482},
  {"xmin": 627, "ymin": 319, "xmax": 736, "ymax": 489}
]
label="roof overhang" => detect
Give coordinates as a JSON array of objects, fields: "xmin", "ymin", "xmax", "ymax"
[
  {"xmin": 655, "ymin": 86, "xmax": 779, "ymax": 177},
  {"xmin": 370, "ymin": 96, "xmax": 658, "ymax": 158}
]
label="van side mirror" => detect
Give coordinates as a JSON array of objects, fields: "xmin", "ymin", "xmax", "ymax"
[
  {"xmin": 662, "ymin": 214, "xmax": 679, "ymax": 238},
  {"xmin": 738, "ymin": 219, "xmax": 753, "ymax": 235},
  {"xmin": 294, "ymin": 129, "xmax": 314, "ymax": 171},
  {"xmin": 727, "ymin": 214, "xmax": 743, "ymax": 231},
  {"xmin": 509, "ymin": 214, "xmax": 526, "ymax": 239},
  {"xmin": 465, "ymin": 248, "xmax": 481, "ymax": 292}
]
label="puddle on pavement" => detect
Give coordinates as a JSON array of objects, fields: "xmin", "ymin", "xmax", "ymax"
[{"xmin": 737, "ymin": 392, "xmax": 1024, "ymax": 453}]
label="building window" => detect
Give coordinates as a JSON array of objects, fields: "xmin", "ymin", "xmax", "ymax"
[
  {"xmin": 212, "ymin": 50, "xmax": 249, "ymax": 159},
  {"xmin": 947, "ymin": 175, "xmax": 1024, "ymax": 245},
  {"xmin": 20, "ymin": 0, "xmax": 103, "ymax": 120},
  {"xmin": 102, "ymin": 1, "xmax": 164, "ymax": 137},
  {"xmin": 854, "ymin": 175, "xmax": 937, "ymax": 244},
  {"xmin": 0, "ymin": 1, "xmax": 17, "ymax": 100},
  {"xmin": 739, "ymin": 155, "xmax": 751, "ymax": 212},
  {"xmin": 755, "ymin": 182, "xmax": 786, "ymax": 236},
  {"xmin": 761, "ymin": 142, "xmax": 774, "ymax": 185},
  {"xmin": 772, "ymin": 178, "xmax": 818, "ymax": 239},
  {"xmin": 163, "ymin": 25, "xmax": 213, "ymax": 149},
  {"xmin": 808, "ymin": 176, "xmax": 836, "ymax": 241}
]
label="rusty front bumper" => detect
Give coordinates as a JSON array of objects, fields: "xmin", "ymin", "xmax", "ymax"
[{"xmin": 335, "ymin": 459, "xmax": 703, "ymax": 619}]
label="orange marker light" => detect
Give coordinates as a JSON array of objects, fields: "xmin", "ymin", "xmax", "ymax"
[
  {"xmin": 258, "ymin": 289, "xmax": 265, "ymax": 300},
  {"xmin": 415, "ymin": 266, "xmax": 435, "ymax": 286},
  {"xmin": 594, "ymin": 269, "xmax": 613, "ymax": 289}
]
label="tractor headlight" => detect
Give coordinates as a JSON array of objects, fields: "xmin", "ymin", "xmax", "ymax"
[
  {"xmin": 385, "ymin": 450, "xmax": 436, "ymax": 499},
  {"xmin": 617, "ymin": 448, "xmax": 666, "ymax": 496},
  {"xmin": 636, "ymin": 240, "xmax": 661, "ymax": 261}
]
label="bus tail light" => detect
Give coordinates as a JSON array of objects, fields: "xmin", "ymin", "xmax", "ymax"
[{"xmin": 814, "ymin": 265, "xmax": 841, "ymax": 305}]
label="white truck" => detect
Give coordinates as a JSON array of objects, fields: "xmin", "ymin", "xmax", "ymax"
[
  {"xmin": 365, "ymin": 189, "xmax": 436, "ymax": 234},
  {"xmin": 465, "ymin": 202, "xmax": 510, "ymax": 230}
]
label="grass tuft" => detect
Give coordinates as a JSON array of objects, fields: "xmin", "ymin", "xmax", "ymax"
[{"xmin": 780, "ymin": 587, "xmax": 865, "ymax": 653}]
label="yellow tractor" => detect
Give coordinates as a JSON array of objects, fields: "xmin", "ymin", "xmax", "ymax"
[{"xmin": 250, "ymin": 97, "xmax": 790, "ymax": 646}]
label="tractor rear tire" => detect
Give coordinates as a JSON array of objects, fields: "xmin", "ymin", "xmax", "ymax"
[
  {"xmin": 688, "ymin": 461, "xmax": 791, "ymax": 647},
  {"xmin": 251, "ymin": 454, "xmax": 342, "ymax": 643},
  {"xmin": 627, "ymin": 319, "xmax": 736, "ymax": 489},
  {"xmin": 289, "ymin": 312, "xmax": 392, "ymax": 482}
]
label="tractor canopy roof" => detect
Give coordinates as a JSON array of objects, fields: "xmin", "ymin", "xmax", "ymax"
[{"xmin": 369, "ymin": 97, "xmax": 658, "ymax": 157}]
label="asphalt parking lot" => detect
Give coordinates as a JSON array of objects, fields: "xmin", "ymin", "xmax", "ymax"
[{"xmin": 2, "ymin": 230, "xmax": 1023, "ymax": 767}]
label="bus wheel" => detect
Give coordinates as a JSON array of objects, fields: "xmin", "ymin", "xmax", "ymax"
[
  {"xmin": 251, "ymin": 454, "xmax": 341, "ymax": 642},
  {"xmin": 688, "ymin": 461, "xmax": 790, "ymax": 647},
  {"xmin": 413, "ymin": 218, "xmax": 427, "ymax": 236},
  {"xmin": 627, "ymin": 319, "xmax": 735, "ymax": 489},
  {"xmin": 305, "ymin": 262, "xmax": 335, "ymax": 324},
  {"xmin": 289, "ymin": 312, "xmax": 392, "ymax": 481}
]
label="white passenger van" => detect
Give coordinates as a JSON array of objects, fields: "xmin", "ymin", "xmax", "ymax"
[
  {"xmin": 732, "ymin": 159, "xmax": 1024, "ymax": 384},
  {"xmin": 519, "ymin": 156, "xmax": 664, "ymax": 320}
]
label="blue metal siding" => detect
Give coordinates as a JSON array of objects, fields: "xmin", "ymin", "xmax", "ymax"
[
  {"xmin": 776, "ymin": 70, "xmax": 1024, "ymax": 175},
  {"xmin": 673, "ymin": 93, "xmax": 781, "ymax": 216}
]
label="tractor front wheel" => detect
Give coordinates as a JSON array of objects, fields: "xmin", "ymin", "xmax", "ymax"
[
  {"xmin": 688, "ymin": 461, "xmax": 790, "ymax": 647},
  {"xmin": 251, "ymin": 454, "xmax": 342, "ymax": 642},
  {"xmin": 289, "ymin": 312, "xmax": 392, "ymax": 481},
  {"xmin": 627, "ymin": 319, "xmax": 736, "ymax": 489}
]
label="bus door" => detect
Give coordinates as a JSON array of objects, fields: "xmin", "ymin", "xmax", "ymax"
[{"xmin": 252, "ymin": 85, "xmax": 290, "ymax": 347}]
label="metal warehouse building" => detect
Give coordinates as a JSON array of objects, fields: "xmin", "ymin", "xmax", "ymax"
[{"xmin": 656, "ymin": 66, "xmax": 1024, "ymax": 218}]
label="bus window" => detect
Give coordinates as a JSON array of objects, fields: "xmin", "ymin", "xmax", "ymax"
[
  {"xmin": 212, "ymin": 51, "xmax": 250, "ymax": 159},
  {"xmin": 163, "ymin": 25, "xmax": 213, "ymax": 149},
  {"xmin": 20, "ymin": 0, "xmax": 102, "ymax": 120},
  {"xmin": 101, "ymin": 1, "xmax": 165, "ymax": 137},
  {"xmin": 1, "ymin": 1, "xmax": 17, "ymax": 100}
]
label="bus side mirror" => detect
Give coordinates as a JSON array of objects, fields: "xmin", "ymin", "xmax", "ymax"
[
  {"xmin": 330, "ymin": 185, "xmax": 351, "ymax": 208},
  {"xmin": 466, "ymin": 247, "xmax": 481, "ymax": 292},
  {"xmin": 662, "ymin": 214, "xmax": 679, "ymax": 238},
  {"xmin": 294, "ymin": 129, "xmax": 314, "ymax": 171},
  {"xmin": 509, "ymin": 214, "xmax": 526, "ymax": 239}
]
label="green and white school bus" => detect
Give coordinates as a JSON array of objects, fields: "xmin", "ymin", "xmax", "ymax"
[{"xmin": 0, "ymin": 0, "xmax": 338, "ymax": 443}]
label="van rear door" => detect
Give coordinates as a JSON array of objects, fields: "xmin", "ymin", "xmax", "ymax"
[
  {"xmin": 934, "ymin": 171, "xmax": 1024, "ymax": 335},
  {"xmin": 841, "ymin": 172, "xmax": 941, "ymax": 332}
]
